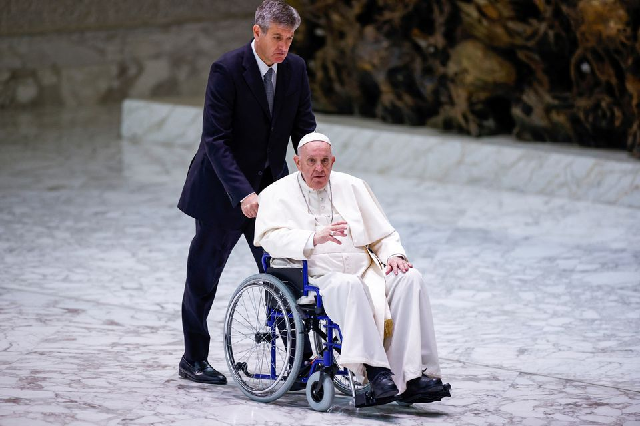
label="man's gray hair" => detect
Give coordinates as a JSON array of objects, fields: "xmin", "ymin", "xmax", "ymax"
[{"xmin": 255, "ymin": 0, "xmax": 301, "ymax": 32}]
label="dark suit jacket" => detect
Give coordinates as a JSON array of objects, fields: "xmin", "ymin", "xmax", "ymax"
[{"xmin": 178, "ymin": 42, "xmax": 316, "ymax": 227}]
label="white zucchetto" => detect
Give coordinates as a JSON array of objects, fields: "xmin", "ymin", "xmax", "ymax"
[{"xmin": 298, "ymin": 132, "xmax": 331, "ymax": 149}]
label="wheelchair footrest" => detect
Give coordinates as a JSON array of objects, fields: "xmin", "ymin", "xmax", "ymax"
[
  {"xmin": 354, "ymin": 392, "xmax": 397, "ymax": 408},
  {"xmin": 398, "ymin": 383, "xmax": 452, "ymax": 404}
]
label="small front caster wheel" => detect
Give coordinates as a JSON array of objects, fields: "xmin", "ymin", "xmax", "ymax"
[{"xmin": 306, "ymin": 371, "xmax": 335, "ymax": 412}]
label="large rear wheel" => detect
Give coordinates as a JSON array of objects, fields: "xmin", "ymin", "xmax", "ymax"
[{"xmin": 223, "ymin": 274, "xmax": 304, "ymax": 403}]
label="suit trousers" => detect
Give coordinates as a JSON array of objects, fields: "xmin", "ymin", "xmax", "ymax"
[{"xmin": 181, "ymin": 217, "xmax": 264, "ymax": 363}]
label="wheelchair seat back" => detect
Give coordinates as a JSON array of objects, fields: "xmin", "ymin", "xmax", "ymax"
[{"xmin": 266, "ymin": 266, "xmax": 305, "ymax": 300}]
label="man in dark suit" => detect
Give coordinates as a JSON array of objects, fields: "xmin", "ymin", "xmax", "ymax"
[{"xmin": 177, "ymin": 0, "xmax": 316, "ymax": 384}]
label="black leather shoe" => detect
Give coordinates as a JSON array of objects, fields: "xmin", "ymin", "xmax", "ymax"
[
  {"xmin": 398, "ymin": 374, "xmax": 450, "ymax": 403},
  {"xmin": 369, "ymin": 370, "xmax": 399, "ymax": 400},
  {"xmin": 179, "ymin": 356, "xmax": 227, "ymax": 385},
  {"xmin": 407, "ymin": 375, "xmax": 442, "ymax": 392}
]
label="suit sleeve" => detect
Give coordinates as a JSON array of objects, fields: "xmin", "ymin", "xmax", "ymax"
[
  {"xmin": 202, "ymin": 62, "xmax": 254, "ymax": 207},
  {"xmin": 290, "ymin": 61, "xmax": 317, "ymax": 153}
]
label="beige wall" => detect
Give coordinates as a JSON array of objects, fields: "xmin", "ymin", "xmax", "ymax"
[{"xmin": 0, "ymin": 0, "xmax": 260, "ymax": 108}]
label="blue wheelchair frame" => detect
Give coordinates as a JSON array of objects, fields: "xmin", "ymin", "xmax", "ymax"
[
  {"xmin": 259, "ymin": 253, "xmax": 353, "ymax": 392},
  {"xmin": 228, "ymin": 254, "xmax": 450, "ymax": 409}
]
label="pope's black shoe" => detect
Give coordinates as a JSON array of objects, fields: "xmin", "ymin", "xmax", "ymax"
[
  {"xmin": 398, "ymin": 374, "xmax": 451, "ymax": 403},
  {"xmin": 369, "ymin": 369, "xmax": 399, "ymax": 400},
  {"xmin": 179, "ymin": 356, "xmax": 227, "ymax": 385},
  {"xmin": 353, "ymin": 368, "xmax": 399, "ymax": 407}
]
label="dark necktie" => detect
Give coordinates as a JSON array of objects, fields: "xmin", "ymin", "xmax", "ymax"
[{"xmin": 263, "ymin": 68, "xmax": 274, "ymax": 114}]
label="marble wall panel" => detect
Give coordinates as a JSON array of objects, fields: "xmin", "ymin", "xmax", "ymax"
[
  {"xmin": 0, "ymin": 19, "xmax": 253, "ymax": 108},
  {"xmin": 120, "ymin": 98, "xmax": 640, "ymax": 209},
  {"xmin": 0, "ymin": 0, "xmax": 258, "ymax": 36}
]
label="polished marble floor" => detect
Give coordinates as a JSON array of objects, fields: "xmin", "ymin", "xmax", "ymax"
[{"xmin": 0, "ymin": 105, "xmax": 639, "ymax": 425}]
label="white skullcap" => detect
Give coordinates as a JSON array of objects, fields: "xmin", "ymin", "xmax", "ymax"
[{"xmin": 298, "ymin": 132, "xmax": 331, "ymax": 149}]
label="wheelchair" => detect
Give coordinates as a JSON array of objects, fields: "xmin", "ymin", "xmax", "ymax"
[{"xmin": 223, "ymin": 254, "xmax": 449, "ymax": 411}]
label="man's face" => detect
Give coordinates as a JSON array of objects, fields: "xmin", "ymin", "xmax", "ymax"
[
  {"xmin": 294, "ymin": 141, "xmax": 335, "ymax": 190},
  {"xmin": 253, "ymin": 23, "xmax": 295, "ymax": 66}
]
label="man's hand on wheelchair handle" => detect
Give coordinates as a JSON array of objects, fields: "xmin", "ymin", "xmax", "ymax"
[
  {"xmin": 385, "ymin": 256, "xmax": 413, "ymax": 275},
  {"xmin": 313, "ymin": 221, "xmax": 348, "ymax": 246},
  {"xmin": 240, "ymin": 193, "xmax": 259, "ymax": 218}
]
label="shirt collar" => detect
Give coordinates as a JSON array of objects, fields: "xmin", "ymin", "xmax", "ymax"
[{"xmin": 251, "ymin": 39, "xmax": 277, "ymax": 79}]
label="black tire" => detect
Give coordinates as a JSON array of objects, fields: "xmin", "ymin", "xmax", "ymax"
[{"xmin": 224, "ymin": 273, "xmax": 304, "ymax": 403}]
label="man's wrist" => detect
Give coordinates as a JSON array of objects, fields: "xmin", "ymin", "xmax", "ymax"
[{"xmin": 240, "ymin": 192, "xmax": 256, "ymax": 203}]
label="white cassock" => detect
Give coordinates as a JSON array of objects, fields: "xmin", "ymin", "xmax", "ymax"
[{"xmin": 254, "ymin": 171, "xmax": 441, "ymax": 393}]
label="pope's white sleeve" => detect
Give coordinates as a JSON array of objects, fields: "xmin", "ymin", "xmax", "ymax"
[
  {"xmin": 255, "ymin": 227, "xmax": 314, "ymax": 260},
  {"xmin": 303, "ymin": 233, "xmax": 315, "ymax": 257},
  {"xmin": 254, "ymin": 189, "xmax": 314, "ymax": 260},
  {"xmin": 368, "ymin": 230, "xmax": 406, "ymax": 265}
]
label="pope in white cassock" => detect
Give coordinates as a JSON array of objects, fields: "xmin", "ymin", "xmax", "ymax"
[{"xmin": 254, "ymin": 132, "xmax": 450, "ymax": 403}]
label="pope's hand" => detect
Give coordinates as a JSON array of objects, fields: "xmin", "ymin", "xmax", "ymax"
[
  {"xmin": 385, "ymin": 256, "xmax": 413, "ymax": 275},
  {"xmin": 313, "ymin": 221, "xmax": 348, "ymax": 246},
  {"xmin": 241, "ymin": 193, "xmax": 259, "ymax": 218}
]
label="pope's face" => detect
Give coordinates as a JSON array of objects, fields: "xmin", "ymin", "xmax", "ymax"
[
  {"xmin": 253, "ymin": 23, "xmax": 295, "ymax": 66},
  {"xmin": 294, "ymin": 141, "xmax": 335, "ymax": 190}
]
